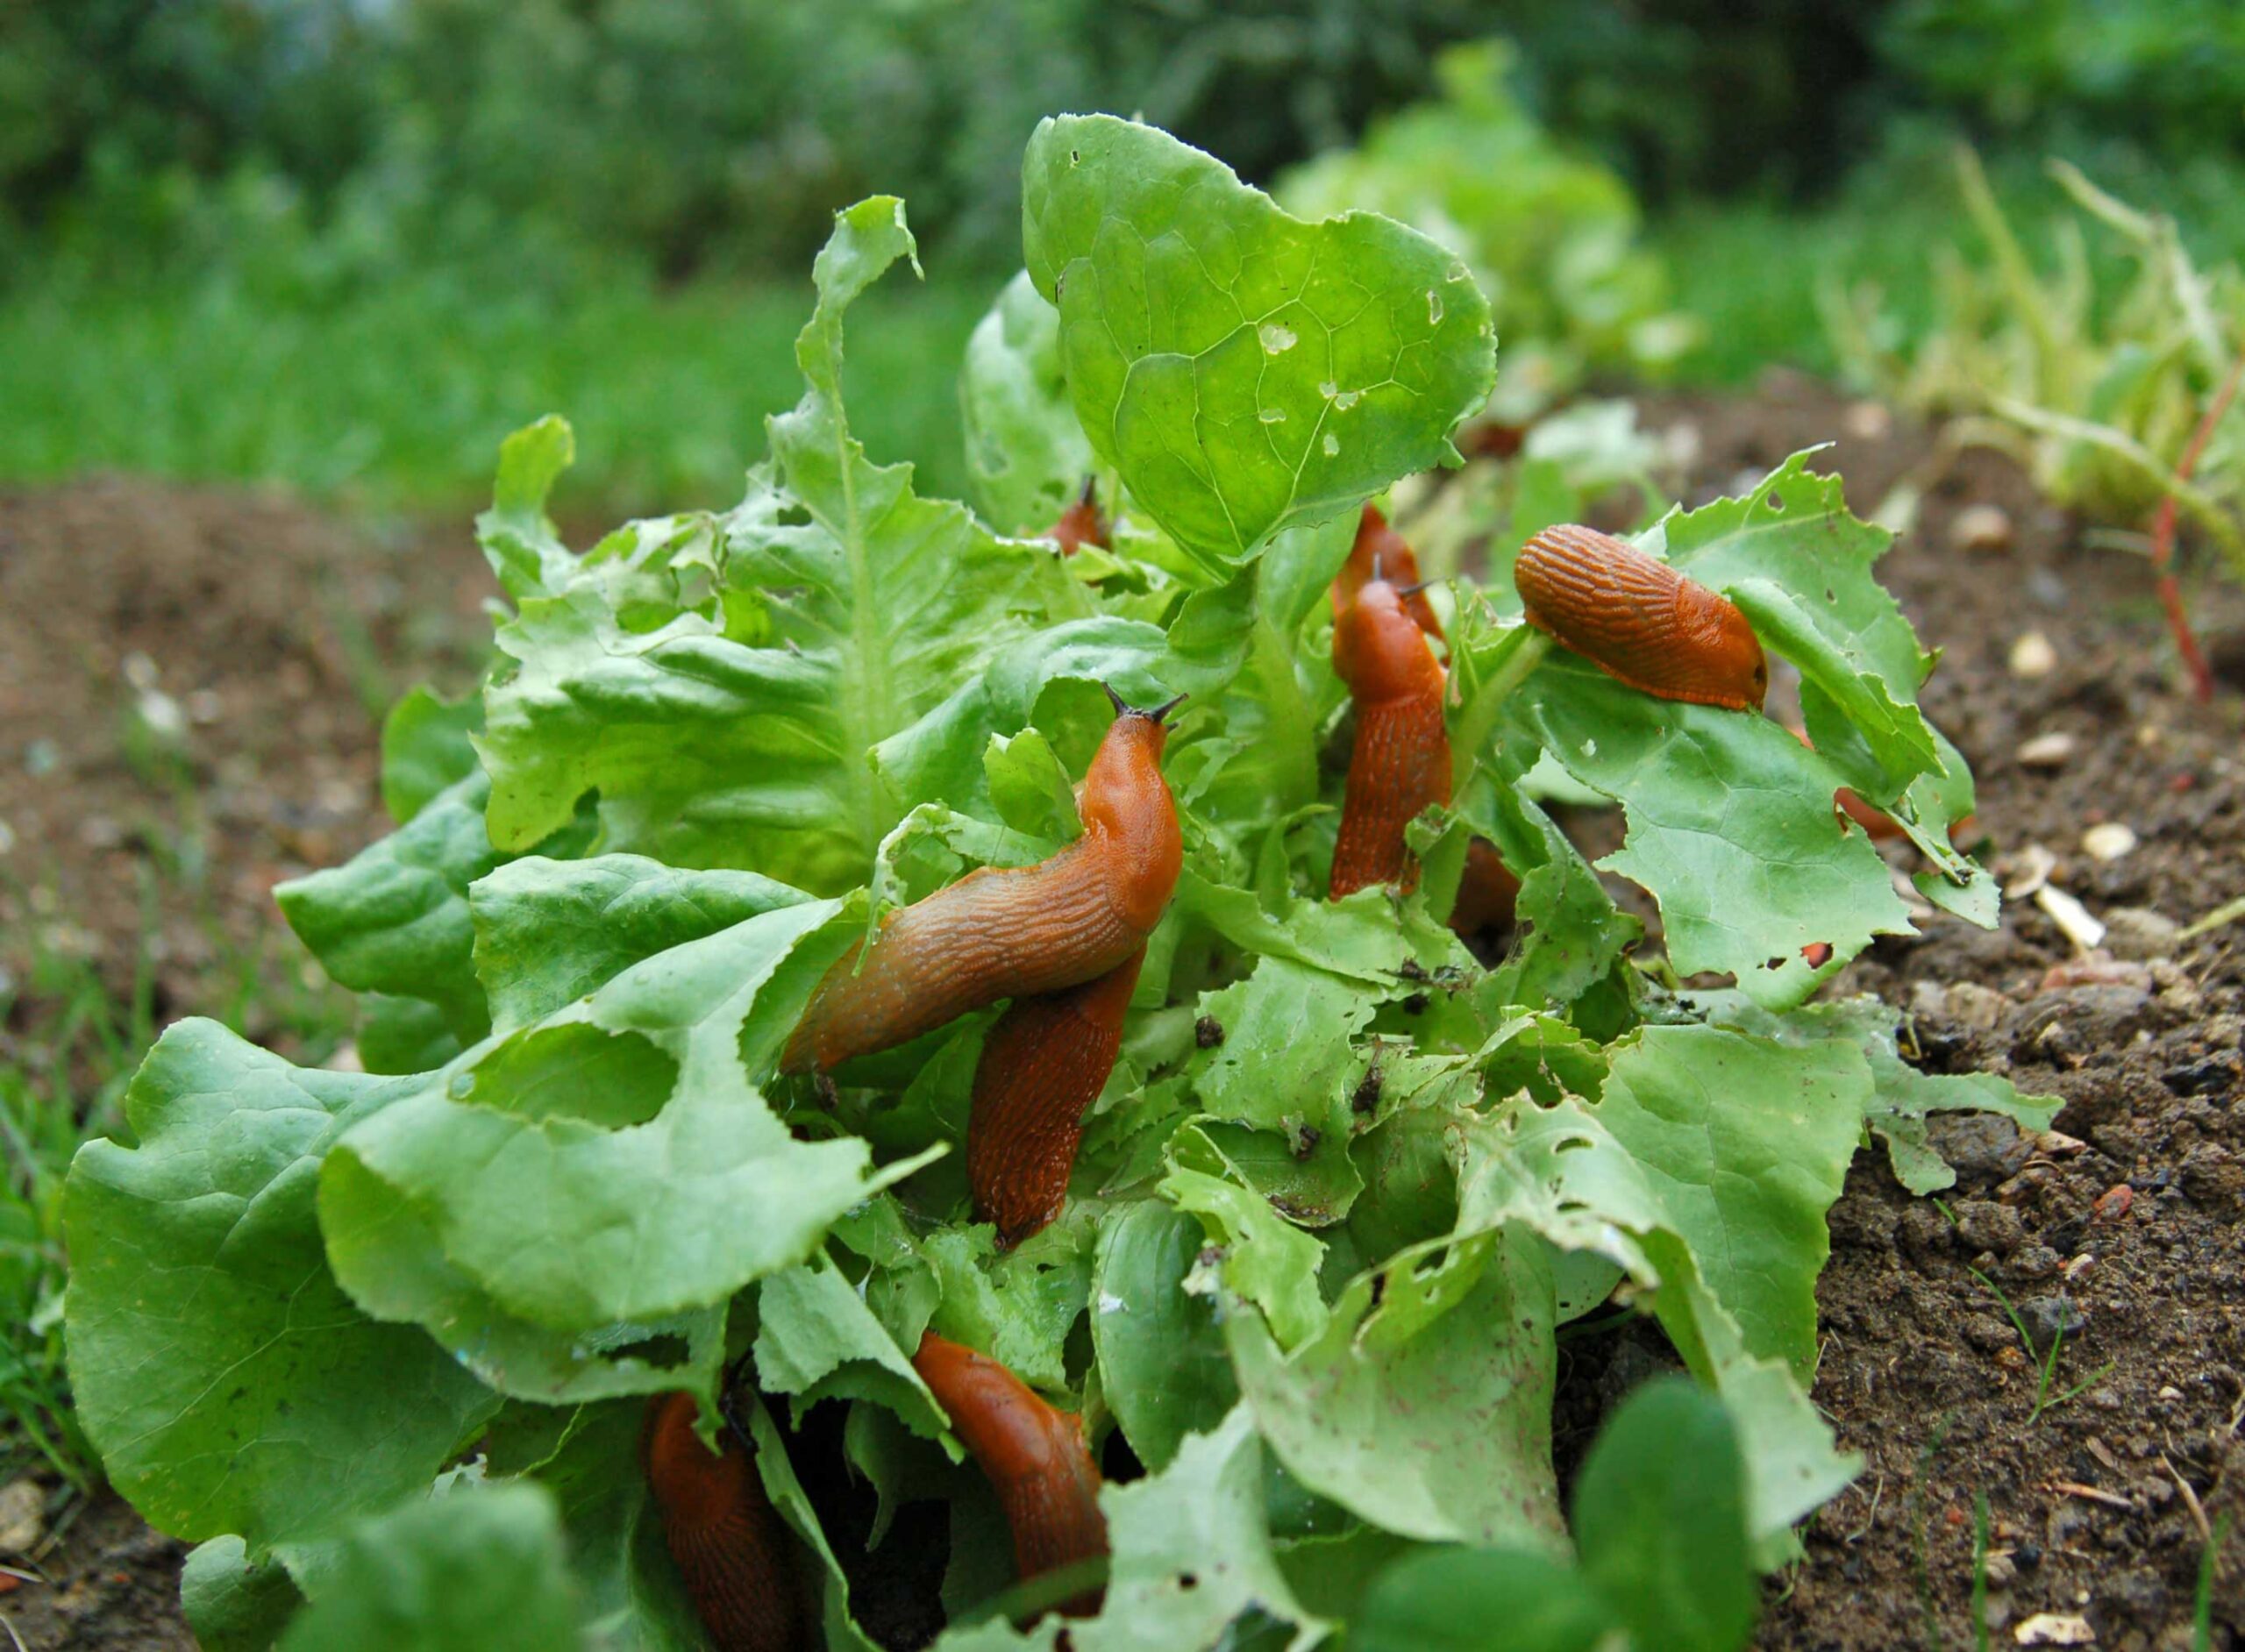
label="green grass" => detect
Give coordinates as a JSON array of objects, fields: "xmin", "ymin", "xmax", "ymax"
[{"xmin": 0, "ymin": 261, "xmax": 992, "ymax": 519}]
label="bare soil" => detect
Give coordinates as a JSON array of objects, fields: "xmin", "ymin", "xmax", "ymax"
[{"xmin": 3, "ymin": 381, "xmax": 2241, "ymax": 1648}]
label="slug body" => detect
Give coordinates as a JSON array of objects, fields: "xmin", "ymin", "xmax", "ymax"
[
  {"xmin": 1514, "ymin": 523, "xmax": 1768, "ymax": 711},
  {"xmin": 1049, "ymin": 478, "xmax": 1110, "ymax": 557},
  {"xmin": 642, "ymin": 1392, "xmax": 808, "ymax": 1652},
  {"xmin": 1334, "ymin": 505, "xmax": 1443, "ymax": 641},
  {"xmin": 968, "ymin": 946, "xmax": 1143, "ymax": 1249},
  {"xmin": 911, "ymin": 1331, "xmax": 1108, "ymax": 1611},
  {"xmin": 782, "ymin": 703, "xmax": 1181, "ymax": 1074},
  {"xmin": 1448, "ymin": 837, "xmax": 1522, "ymax": 936},
  {"xmin": 1330, "ymin": 579, "xmax": 1453, "ymax": 898}
]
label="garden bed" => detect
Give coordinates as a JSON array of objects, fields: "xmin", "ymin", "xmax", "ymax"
[{"xmin": 3, "ymin": 375, "xmax": 2240, "ymax": 1649}]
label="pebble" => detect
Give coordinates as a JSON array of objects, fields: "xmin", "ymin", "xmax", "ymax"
[
  {"xmin": 1931, "ymin": 1114, "xmax": 2035, "ymax": 1180},
  {"xmin": 2017, "ymin": 1294, "xmax": 2088, "ymax": 1355},
  {"xmin": 2035, "ymin": 884, "xmax": 2106, "ymax": 951},
  {"xmin": 2007, "ymin": 1244, "xmax": 2061, "ymax": 1281},
  {"xmin": 2009, "ymin": 630, "xmax": 2058, "ymax": 677},
  {"xmin": 2013, "ymin": 1612, "xmax": 2094, "ymax": 1646},
  {"xmin": 2079, "ymin": 822, "xmax": 2136, "ymax": 861},
  {"xmin": 2100, "ymin": 907, "xmax": 2179, "ymax": 961},
  {"xmin": 2018, "ymin": 731, "xmax": 2078, "ymax": 769},
  {"xmin": 1955, "ymin": 1199, "xmax": 2026, "ymax": 1255},
  {"xmin": 2039, "ymin": 957, "xmax": 2150, "ymax": 993},
  {"xmin": 0, "ymin": 1481, "xmax": 39, "ymax": 1556},
  {"xmin": 1947, "ymin": 981, "xmax": 2014, "ymax": 1032},
  {"xmin": 2163, "ymin": 1052, "xmax": 2240, "ymax": 1097},
  {"xmin": 1952, "ymin": 502, "xmax": 2015, "ymax": 553}
]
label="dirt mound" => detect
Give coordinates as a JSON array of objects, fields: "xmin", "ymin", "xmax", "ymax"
[{"xmin": 0, "ymin": 476, "xmax": 492, "ymax": 1067}]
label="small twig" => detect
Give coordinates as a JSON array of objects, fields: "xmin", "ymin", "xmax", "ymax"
[
  {"xmin": 2149, "ymin": 338, "xmax": 2245, "ymax": 702},
  {"xmin": 2164, "ymin": 1454, "xmax": 2214, "ymax": 1548},
  {"xmin": 2049, "ymin": 1478, "xmax": 2134, "ymax": 1511}
]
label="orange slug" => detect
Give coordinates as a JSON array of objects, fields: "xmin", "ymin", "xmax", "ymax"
[
  {"xmin": 1334, "ymin": 504, "xmax": 1443, "ymax": 641},
  {"xmin": 1330, "ymin": 577, "xmax": 1452, "ymax": 898},
  {"xmin": 968, "ymin": 946, "xmax": 1144, "ymax": 1249},
  {"xmin": 1514, "ymin": 523, "xmax": 1768, "ymax": 711},
  {"xmin": 1049, "ymin": 477, "xmax": 1109, "ymax": 557},
  {"xmin": 910, "ymin": 1332, "xmax": 1108, "ymax": 1612},
  {"xmin": 1447, "ymin": 837, "xmax": 1521, "ymax": 936},
  {"xmin": 782, "ymin": 690, "xmax": 1182, "ymax": 1074},
  {"xmin": 642, "ymin": 1392, "xmax": 809, "ymax": 1652}
]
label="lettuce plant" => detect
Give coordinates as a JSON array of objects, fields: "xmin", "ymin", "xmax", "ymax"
[{"xmin": 66, "ymin": 115, "xmax": 2051, "ymax": 1651}]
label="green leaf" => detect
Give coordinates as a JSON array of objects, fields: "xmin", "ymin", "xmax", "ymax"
[
  {"xmin": 1702, "ymin": 993, "xmax": 2062, "ymax": 1195},
  {"xmin": 1073, "ymin": 1406, "xmax": 1323, "ymax": 1652},
  {"xmin": 1507, "ymin": 653, "xmax": 1914, "ymax": 1009},
  {"xmin": 1353, "ymin": 1548, "xmax": 1611, "ymax": 1652},
  {"xmin": 478, "ymin": 415, "xmax": 580, "ymax": 602},
  {"xmin": 182, "ymin": 1535, "xmax": 306, "ymax": 1651},
  {"xmin": 320, "ymin": 901, "xmax": 923, "ymax": 1400},
  {"xmin": 477, "ymin": 200, "xmax": 1050, "ymax": 888},
  {"xmin": 381, "ymin": 687, "xmax": 484, "ymax": 827},
  {"xmin": 1023, "ymin": 115, "xmax": 1495, "ymax": 576},
  {"xmin": 984, "ymin": 726, "xmax": 1082, "ymax": 840},
  {"xmin": 752, "ymin": 1249, "xmax": 949, "ymax": 1441},
  {"xmin": 1091, "ymin": 1202, "xmax": 1237, "ymax": 1470},
  {"xmin": 64, "ymin": 1021, "xmax": 498, "ymax": 1549},
  {"xmin": 1227, "ymin": 1224, "xmax": 1562, "ymax": 1549},
  {"xmin": 1450, "ymin": 1099, "xmax": 1859, "ymax": 1556},
  {"xmin": 961, "ymin": 270, "xmax": 1097, "ymax": 537},
  {"xmin": 1573, "ymin": 1379, "xmax": 1757, "ymax": 1652},
  {"xmin": 1595, "ymin": 1026, "xmax": 1868, "ymax": 1379},
  {"xmin": 923, "ymin": 1224, "xmax": 1095, "ymax": 1393},
  {"xmin": 275, "ymin": 774, "xmax": 502, "ymax": 1053},
  {"xmin": 1159, "ymin": 1165, "xmax": 1326, "ymax": 1351},
  {"xmin": 471, "ymin": 853, "xmax": 812, "ymax": 1034},
  {"xmin": 274, "ymin": 1483, "xmax": 582, "ymax": 1652}
]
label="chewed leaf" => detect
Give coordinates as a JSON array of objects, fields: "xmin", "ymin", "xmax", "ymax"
[
  {"xmin": 320, "ymin": 901, "xmax": 918, "ymax": 1378},
  {"xmin": 1508, "ymin": 652, "xmax": 1914, "ymax": 1009},
  {"xmin": 1701, "ymin": 993, "xmax": 2062, "ymax": 1195},
  {"xmin": 1024, "ymin": 115, "xmax": 1495, "ymax": 575}
]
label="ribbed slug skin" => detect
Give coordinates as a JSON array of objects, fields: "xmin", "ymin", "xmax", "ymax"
[
  {"xmin": 1334, "ymin": 504, "xmax": 1443, "ymax": 640},
  {"xmin": 782, "ymin": 711, "xmax": 1179, "ymax": 1073},
  {"xmin": 969, "ymin": 948, "xmax": 1144, "ymax": 1248},
  {"xmin": 642, "ymin": 1393, "xmax": 809, "ymax": 1652},
  {"xmin": 912, "ymin": 1332, "xmax": 1108, "ymax": 1613},
  {"xmin": 1514, "ymin": 523, "xmax": 1768, "ymax": 711},
  {"xmin": 1330, "ymin": 580, "xmax": 1452, "ymax": 898}
]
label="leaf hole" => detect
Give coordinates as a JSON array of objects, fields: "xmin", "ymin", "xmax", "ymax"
[
  {"xmin": 603, "ymin": 1333, "xmax": 692, "ymax": 1370},
  {"xmin": 1765, "ymin": 492, "xmax": 1786, "ymax": 512},
  {"xmin": 1178, "ymin": 1573, "xmax": 1199, "ymax": 1591}
]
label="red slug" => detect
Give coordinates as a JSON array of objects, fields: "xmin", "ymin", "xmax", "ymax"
[
  {"xmin": 1514, "ymin": 523, "xmax": 1768, "ymax": 711},
  {"xmin": 911, "ymin": 1331, "xmax": 1108, "ymax": 1612},
  {"xmin": 1448, "ymin": 837, "xmax": 1522, "ymax": 936},
  {"xmin": 1330, "ymin": 577, "xmax": 1453, "ymax": 898},
  {"xmin": 1334, "ymin": 504, "xmax": 1443, "ymax": 641},
  {"xmin": 782, "ymin": 692, "xmax": 1182, "ymax": 1074},
  {"xmin": 1049, "ymin": 477, "xmax": 1109, "ymax": 557},
  {"xmin": 642, "ymin": 1392, "xmax": 809, "ymax": 1652},
  {"xmin": 969, "ymin": 946, "xmax": 1144, "ymax": 1249}
]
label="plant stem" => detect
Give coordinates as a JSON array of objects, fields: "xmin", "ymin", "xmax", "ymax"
[{"xmin": 2150, "ymin": 337, "xmax": 2245, "ymax": 702}]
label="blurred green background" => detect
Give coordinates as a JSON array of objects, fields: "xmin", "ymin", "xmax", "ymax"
[{"xmin": 5, "ymin": 0, "xmax": 2243, "ymax": 516}]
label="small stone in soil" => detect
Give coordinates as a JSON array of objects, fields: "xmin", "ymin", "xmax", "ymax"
[
  {"xmin": 2100, "ymin": 906, "xmax": 2180, "ymax": 961},
  {"xmin": 2163, "ymin": 1052, "xmax": 2240, "ymax": 1097},
  {"xmin": 2016, "ymin": 1294, "xmax": 2088, "ymax": 1355},
  {"xmin": 2009, "ymin": 630, "xmax": 2057, "ymax": 677},
  {"xmin": 2018, "ymin": 730, "xmax": 2078, "ymax": 769}
]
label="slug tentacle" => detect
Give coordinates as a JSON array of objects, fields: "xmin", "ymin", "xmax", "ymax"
[
  {"xmin": 1334, "ymin": 504, "xmax": 1443, "ymax": 641},
  {"xmin": 642, "ymin": 1392, "xmax": 809, "ymax": 1652},
  {"xmin": 911, "ymin": 1332, "xmax": 1108, "ymax": 1613},
  {"xmin": 781, "ymin": 705, "xmax": 1180, "ymax": 1074},
  {"xmin": 969, "ymin": 947, "xmax": 1144, "ymax": 1248},
  {"xmin": 1330, "ymin": 577, "xmax": 1452, "ymax": 898},
  {"xmin": 1514, "ymin": 523, "xmax": 1768, "ymax": 711}
]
